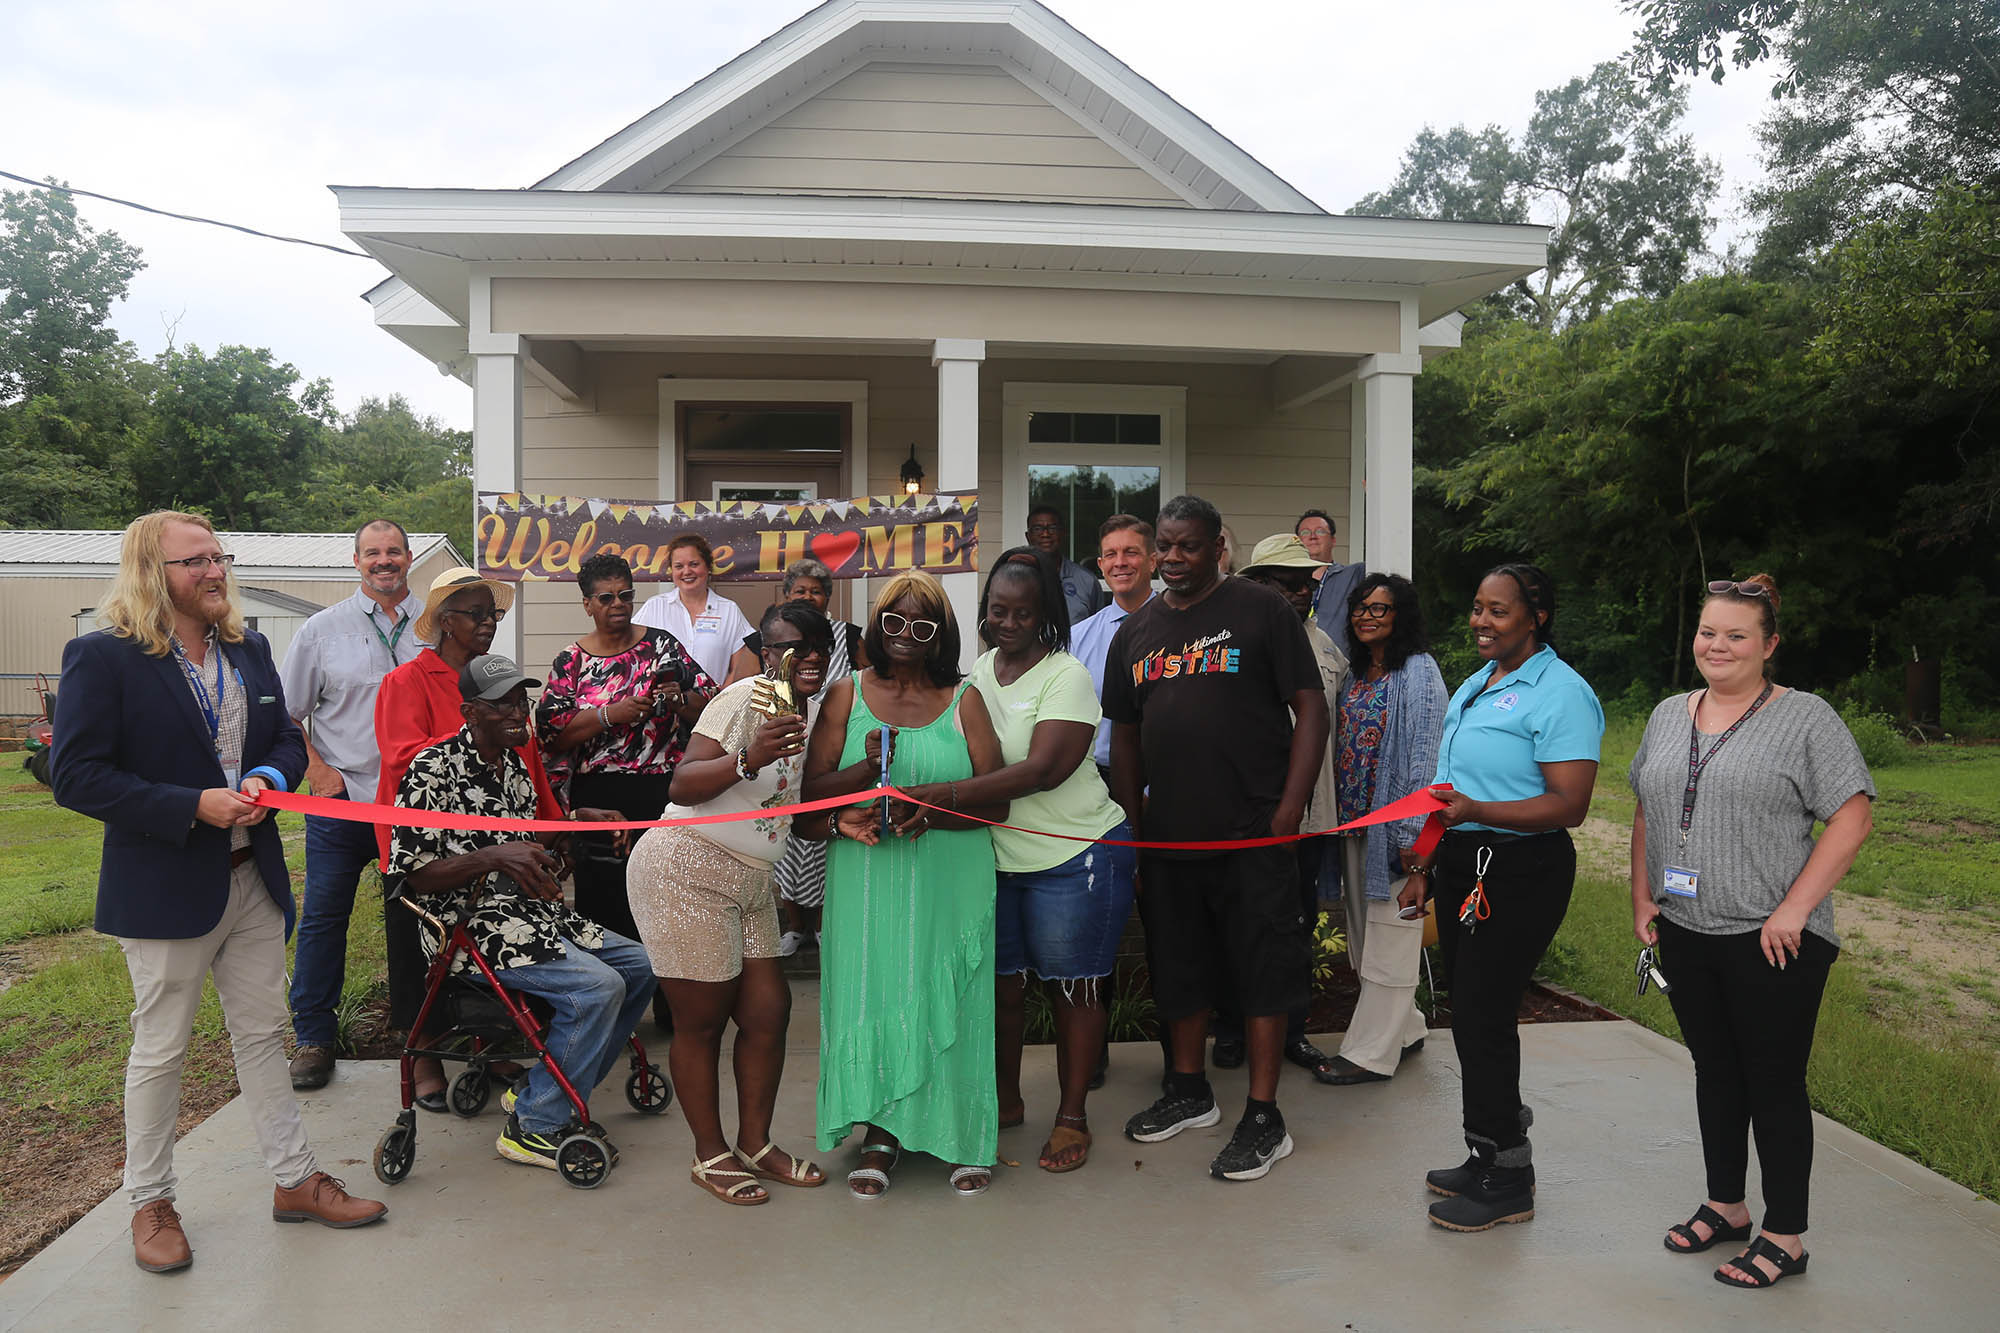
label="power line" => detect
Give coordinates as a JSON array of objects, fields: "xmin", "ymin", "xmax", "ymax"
[{"xmin": 1, "ymin": 170, "xmax": 371, "ymax": 259}]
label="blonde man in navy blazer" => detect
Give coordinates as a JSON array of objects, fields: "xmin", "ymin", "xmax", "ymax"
[{"xmin": 53, "ymin": 511, "xmax": 386, "ymax": 1274}]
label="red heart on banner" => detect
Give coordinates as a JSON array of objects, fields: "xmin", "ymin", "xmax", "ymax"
[{"xmin": 811, "ymin": 530, "xmax": 862, "ymax": 572}]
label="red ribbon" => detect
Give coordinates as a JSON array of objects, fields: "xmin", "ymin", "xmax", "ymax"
[{"xmin": 251, "ymin": 783, "xmax": 1453, "ymax": 855}]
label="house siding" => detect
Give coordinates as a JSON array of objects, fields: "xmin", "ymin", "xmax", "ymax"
[
  {"xmin": 659, "ymin": 64, "xmax": 1190, "ymax": 207},
  {"xmin": 512, "ymin": 350, "xmax": 1349, "ymax": 674}
]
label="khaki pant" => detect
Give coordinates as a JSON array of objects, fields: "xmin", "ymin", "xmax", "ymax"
[
  {"xmin": 1337, "ymin": 838, "xmax": 1430, "ymax": 1076},
  {"xmin": 118, "ymin": 860, "xmax": 317, "ymax": 1208}
]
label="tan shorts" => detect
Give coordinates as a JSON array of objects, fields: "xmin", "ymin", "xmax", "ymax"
[{"xmin": 626, "ymin": 824, "xmax": 781, "ymax": 982}]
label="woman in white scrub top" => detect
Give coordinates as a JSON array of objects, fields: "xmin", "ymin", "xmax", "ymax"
[{"xmin": 634, "ymin": 533, "xmax": 758, "ymax": 686}]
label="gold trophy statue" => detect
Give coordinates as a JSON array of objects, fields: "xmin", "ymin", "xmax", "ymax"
[{"xmin": 749, "ymin": 647, "xmax": 802, "ymax": 718}]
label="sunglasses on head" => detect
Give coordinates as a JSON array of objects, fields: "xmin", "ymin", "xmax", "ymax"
[
  {"xmin": 589, "ymin": 588, "xmax": 636, "ymax": 606},
  {"xmin": 880, "ymin": 611, "xmax": 940, "ymax": 643},
  {"xmin": 1707, "ymin": 580, "xmax": 1768, "ymax": 598}
]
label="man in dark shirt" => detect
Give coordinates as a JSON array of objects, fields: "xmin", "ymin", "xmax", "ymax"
[{"xmin": 1103, "ymin": 495, "xmax": 1328, "ymax": 1182}]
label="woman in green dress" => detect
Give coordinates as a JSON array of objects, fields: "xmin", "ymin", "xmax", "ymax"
[{"xmin": 801, "ymin": 570, "xmax": 1009, "ymax": 1198}]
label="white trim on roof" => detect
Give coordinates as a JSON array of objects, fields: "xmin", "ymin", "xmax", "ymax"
[
  {"xmin": 531, "ymin": 0, "xmax": 1321, "ymax": 213},
  {"xmin": 0, "ymin": 531, "xmax": 464, "ymax": 573}
]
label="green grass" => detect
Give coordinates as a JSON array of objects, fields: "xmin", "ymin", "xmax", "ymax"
[
  {"xmin": 1540, "ymin": 714, "xmax": 2000, "ymax": 1200},
  {"xmin": 0, "ymin": 780, "xmax": 389, "ymax": 1116}
]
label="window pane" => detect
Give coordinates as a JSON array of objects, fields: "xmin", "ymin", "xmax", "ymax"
[
  {"xmin": 1116, "ymin": 413, "xmax": 1161, "ymax": 444},
  {"xmin": 1027, "ymin": 465, "xmax": 1161, "ymax": 565},
  {"xmin": 685, "ymin": 407, "xmax": 842, "ymax": 454},
  {"xmin": 1072, "ymin": 413, "xmax": 1118, "ymax": 444},
  {"xmin": 1026, "ymin": 411, "xmax": 1073, "ymax": 443}
]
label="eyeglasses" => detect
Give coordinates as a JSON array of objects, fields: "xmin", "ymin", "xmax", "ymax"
[
  {"xmin": 879, "ymin": 612, "xmax": 940, "ymax": 643},
  {"xmin": 1706, "ymin": 580, "xmax": 1769, "ymax": 598},
  {"xmin": 1350, "ymin": 602, "xmax": 1395, "ymax": 620},
  {"xmin": 589, "ymin": 589, "xmax": 636, "ymax": 606},
  {"xmin": 1027, "ymin": 522, "xmax": 1061, "ymax": 535},
  {"xmin": 1297, "ymin": 526, "xmax": 1332, "ymax": 539},
  {"xmin": 162, "ymin": 554, "xmax": 236, "ymax": 573},
  {"xmin": 443, "ymin": 606, "xmax": 507, "ymax": 625},
  {"xmin": 472, "ymin": 693, "xmax": 531, "ymax": 717}
]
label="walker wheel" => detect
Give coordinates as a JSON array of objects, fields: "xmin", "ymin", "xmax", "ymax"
[
  {"xmin": 625, "ymin": 1064, "xmax": 673, "ymax": 1114},
  {"xmin": 373, "ymin": 1124, "xmax": 415, "ymax": 1185},
  {"xmin": 448, "ymin": 1068, "xmax": 491, "ymax": 1117},
  {"xmin": 556, "ymin": 1133, "xmax": 611, "ymax": 1189}
]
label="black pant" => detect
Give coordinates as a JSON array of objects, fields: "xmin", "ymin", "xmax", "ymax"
[
  {"xmin": 385, "ymin": 888, "xmax": 429, "ymax": 1032},
  {"xmin": 566, "ymin": 771, "xmax": 672, "ymax": 943},
  {"xmin": 1432, "ymin": 830, "xmax": 1575, "ymax": 1154},
  {"xmin": 1656, "ymin": 915, "xmax": 1836, "ymax": 1235},
  {"xmin": 1212, "ymin": 839, "xmax": 1321, "ymax": 1046}
]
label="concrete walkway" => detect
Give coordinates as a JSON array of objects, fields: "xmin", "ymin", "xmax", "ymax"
[{"xmin": 5, "ymin": 991, "xmax": 1996, "ymax": 1331}]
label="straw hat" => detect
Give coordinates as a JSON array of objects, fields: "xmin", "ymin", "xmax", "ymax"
[
  {"xmin": 414, "ymin": 566, "xmax": 516, "ymax": 644},
  {"xmin": 1238, "ymin": 533, "xmax": 1328, "ymax": 576}
]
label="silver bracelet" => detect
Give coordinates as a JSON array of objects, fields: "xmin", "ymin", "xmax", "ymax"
[{"xmin": 596, "ymin": 705, "xmax": 611, "ymax": 729}]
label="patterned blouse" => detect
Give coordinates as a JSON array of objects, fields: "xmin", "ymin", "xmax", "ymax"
[
  {"xmin": 1336, "ymin": 671, "xmax": 1392, "ymax": 826},
  {"xmin": 386, "ymin": 727, "xmax": 605, "ymax": 973},
  {"xmin": 535, "ymin": 629, "xmax": 716, "ymax": 785}
]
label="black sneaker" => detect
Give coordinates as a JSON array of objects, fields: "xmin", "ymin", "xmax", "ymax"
[
  {"xmin": 1210, "ymin": 1109, "xmax": 1294, "ymax": 1181},
  {"xmin": 1124, "ymin": 1088, "xmax": 1221, "ymax": 1143},
  {"xmin": 496, "ymin": 1113, "xmax": 562, "ymax": 1171}
]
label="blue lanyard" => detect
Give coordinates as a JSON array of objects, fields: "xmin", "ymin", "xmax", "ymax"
[{"xmin": 172, "ymin": 636, "xmax": 228, "ymax": 750}]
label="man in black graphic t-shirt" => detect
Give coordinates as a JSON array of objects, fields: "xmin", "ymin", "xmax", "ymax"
[{"xmin": 1103, "ymin": 494, "xmax": 1326, "ymax": 1183}]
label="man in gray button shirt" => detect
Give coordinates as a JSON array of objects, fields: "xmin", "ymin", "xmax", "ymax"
[
  {"xmin": 1027, "ymin": 504, "xmax": 1106, "ymax": 627},
  {"xmin": 280, "ymin": 520, "xmax": 428, "ymax": 1089}
]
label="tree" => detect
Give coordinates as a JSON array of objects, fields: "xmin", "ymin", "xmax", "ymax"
[
  {"xmin": 0, "ymin": 182, "xmax": 144, "ymax": 403},
  {"xmin": 129, "ymin": 345, "xmax": 337, "ymax": 530},
  {"xmin": 296, "ymin": 396, "xmax": 475, "ymax": 555},
  {"xmin": 1354, "ymin": 62, "xmax": 1719, "ymax": 329},
  {"xmin": 1626, "ymin": 0, "xmax": 2000, "ymax": 254}
]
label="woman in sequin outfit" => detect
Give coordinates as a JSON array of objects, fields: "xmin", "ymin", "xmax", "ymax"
[{"xmin": 625, "ymin": 601, "xmax": 872, "ymax": 1206}]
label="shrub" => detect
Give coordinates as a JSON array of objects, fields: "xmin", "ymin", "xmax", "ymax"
[{"xmin": 1841, "ymin": 704, "xmax": 1911, "ymax": 770}]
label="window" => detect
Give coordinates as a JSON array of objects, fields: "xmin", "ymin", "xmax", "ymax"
[{"xmin": 1002, "ymin": 384, "xmax": 1186, "ymax": 570}]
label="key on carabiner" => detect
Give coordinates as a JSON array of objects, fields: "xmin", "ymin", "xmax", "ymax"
[{"xmin": 1460, "ymin": 846, "xmax": 1494, "ymax": 934}]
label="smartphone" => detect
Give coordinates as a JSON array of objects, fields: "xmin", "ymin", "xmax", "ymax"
[{"xmin": 1398, "ymin": 902, "xmax": 1425, "ymax": 921}]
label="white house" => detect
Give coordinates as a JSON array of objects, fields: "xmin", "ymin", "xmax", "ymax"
[{"xmin": 335, "ymin": 0, "xmax": 1545, "ymax": 670}]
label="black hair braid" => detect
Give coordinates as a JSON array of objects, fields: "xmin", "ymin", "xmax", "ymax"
[{"xmin": 1483, "ymin": 562, "xmax": 1558, "ymax": 649}]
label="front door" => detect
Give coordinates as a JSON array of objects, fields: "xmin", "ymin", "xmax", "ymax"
[{"xmin": 679, "ymin": 402, "xmax": 855, "ymax": 623}]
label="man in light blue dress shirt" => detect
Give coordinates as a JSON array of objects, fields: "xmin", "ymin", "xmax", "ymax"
[
  {"xmin": 279, "ymin": 520, "xmax": 428, "ymax": 1089},
  {"xmin": 1070, "ymin": 515, "xmax": 1156, "ymax": 773}
]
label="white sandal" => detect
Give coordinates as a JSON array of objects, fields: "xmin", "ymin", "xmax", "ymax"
[
  {"xmin": 948, "ymin": 1165, "xmax": 991, "ymax": 1196},
  {"xmin": 847, "ymin": 1141, "xmax": 899, "ymax": 1200},
  {"xmin": 737, "ymin": 1140, "xmax": 826, "ymax": 1188},
  {"xmin": 690, "ymin": 1150, "xmax": 768, "ymax": 1206}
]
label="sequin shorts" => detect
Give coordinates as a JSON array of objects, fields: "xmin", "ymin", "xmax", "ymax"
[{"xmin": 626, "ymin": 825, "xmax": 781, "ymax": 982}]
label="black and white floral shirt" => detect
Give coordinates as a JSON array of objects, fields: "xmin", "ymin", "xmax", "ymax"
[{"xmin": 386, "ymin": 727, "xmax": 605, "ymax": 972}]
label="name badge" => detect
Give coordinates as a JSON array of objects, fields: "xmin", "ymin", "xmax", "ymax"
[
  {"xmin": 224, "ymin": 766, "xmax": 241, "ymax": 789},
  {"xmin": 1491, "ymin": 692, "xmax": 1520, "ymax": 712},
  {"xmin": 1663, "ymin": 865, "xmax": 1699, "ymax": 899},
  {"xmin": 694, "ymin": 613, "xmax": 723, "ymax": 634}
]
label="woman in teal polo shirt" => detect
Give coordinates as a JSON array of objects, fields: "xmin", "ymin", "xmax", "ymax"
[{"xmin": 1416, "ymin": 563, "xmax": 1604, "ymax": 1233}]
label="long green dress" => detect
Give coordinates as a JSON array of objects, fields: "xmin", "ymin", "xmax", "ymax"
[{"xmin": 817, "ymin": 681, "xmax": 997, "ymax": 1166}]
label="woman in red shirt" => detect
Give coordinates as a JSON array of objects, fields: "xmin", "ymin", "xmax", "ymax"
[{"xmin": 374, "ymin": 568, "xmax": 562, "ymax": 1108}]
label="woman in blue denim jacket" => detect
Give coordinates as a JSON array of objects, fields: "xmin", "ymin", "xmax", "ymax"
[{"xmin": 1324, "ymin": 574, "xmax": 1447, "ymax": 1085}]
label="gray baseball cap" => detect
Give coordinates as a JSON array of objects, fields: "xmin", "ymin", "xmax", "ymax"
[{"xmin": 459, "ymin": 654, "xmax": 542, "ymax": 702}]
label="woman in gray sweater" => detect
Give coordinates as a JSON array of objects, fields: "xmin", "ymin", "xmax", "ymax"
[{"xmin": 1629, "ymin": 574, "xmax": 1874, "ymax": 1290}]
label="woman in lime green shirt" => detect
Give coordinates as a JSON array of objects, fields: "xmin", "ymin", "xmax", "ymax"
[{"xmin": 902, "ymin": 547, "xmax": 1134, "ymax": 1174}]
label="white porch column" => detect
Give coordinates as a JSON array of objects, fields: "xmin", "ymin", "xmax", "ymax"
[
  {"xmin": 1355, "ymin": 353, "xmax": 1422, "ymax": 578},
  {"xmin": 933, "ymin": 338, "xmax": 985, "ymax": 668},
  {"xmin": 473, "ymin": 346, "xmax": 524, "ymax": 664}
]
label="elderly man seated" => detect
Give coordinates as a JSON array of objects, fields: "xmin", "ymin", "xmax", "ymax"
[{"xmin": 386, "ymin": 654, "xmax": 655, "ymax": 1171}]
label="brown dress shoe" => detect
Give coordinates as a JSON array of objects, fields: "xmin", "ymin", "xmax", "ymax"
[
  {"xmin": 272, "ymin": 1172, "xmax": 388, "ymax": 1228},
  {"xmin": 132, "ymin": 1199, "xmax": 192, "ymax": 1272},
  {"xmin": 289, "ymin": 1045, "xmax": 335, "ymax": 1090}
]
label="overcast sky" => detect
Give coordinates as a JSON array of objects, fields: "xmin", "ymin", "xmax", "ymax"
[{"xmin": 5, "ymin": 0, "xmax": 1776, "ymax": 428}]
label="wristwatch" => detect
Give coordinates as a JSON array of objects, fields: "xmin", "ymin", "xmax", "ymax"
[{"xmin": 735, "ymin": 747, "xmax": 759, "ymax": 781}]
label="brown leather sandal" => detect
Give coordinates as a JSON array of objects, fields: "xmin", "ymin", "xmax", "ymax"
[
  {"xmin": 690, "ymin": 1150, "xmax": 768, "ymax": 1206},
  {"xmin": 1039, "ymin": 1114, "xmax": 1092, "ymax": 1173},
  {"xmin": 737, "ymin": 1140, "xmax": 826, "ymax": 1188}
]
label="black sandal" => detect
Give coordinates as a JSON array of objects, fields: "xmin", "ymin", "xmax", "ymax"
[
  {"xmin": 1664, "ymin": 1203, "xmax": 1752, "ymax": 1254},
  {"xmin": 1714, "ymin": 1235, "xmax": 1809, "ymax": 1289}
]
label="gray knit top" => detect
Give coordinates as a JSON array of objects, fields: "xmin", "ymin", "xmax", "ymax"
[{"xmin": 1629, "ymin": 689, "xmax": 1875, "ymax": 946}]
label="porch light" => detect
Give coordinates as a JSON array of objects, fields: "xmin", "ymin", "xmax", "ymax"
[{"xmin": 900, "ymin": 443, "xmax": 925, "ymax": 495}]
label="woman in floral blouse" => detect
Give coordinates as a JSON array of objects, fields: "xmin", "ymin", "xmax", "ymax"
[{"xmin": 537, "ymin": 552, "xmax": 716, "ymax": 945}]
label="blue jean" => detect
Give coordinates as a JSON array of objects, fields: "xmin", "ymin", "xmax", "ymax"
[
  {"xmin": 995, "ymin": 826, "xmax": 1136, "ymax": 981},
  {"xmin": 496, "ymin": 931, "xmax": 656, "ymax": 1134},
  {"xmin": 288, "ymin": 800, "xmax": 383, "ymax": 1047}
]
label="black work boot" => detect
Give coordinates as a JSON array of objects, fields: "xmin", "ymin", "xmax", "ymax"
[
  {"xmin": 1428, "ymin": 1136, "xmax": 1535, "ymax": 1231},
  {"xmin": 1425, "ymin": 1108, "xmax": 1534, "ymax": 1197}
]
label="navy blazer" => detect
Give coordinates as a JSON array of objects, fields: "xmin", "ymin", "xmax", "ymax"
[{"xmin": 52, "ymin": 628, "xmax": 306, "ymax": 940}]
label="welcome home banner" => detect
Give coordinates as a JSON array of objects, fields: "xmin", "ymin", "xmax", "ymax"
[{"xmin": 476, "ymin": 491, "xmax": 979, "ymax": 583}]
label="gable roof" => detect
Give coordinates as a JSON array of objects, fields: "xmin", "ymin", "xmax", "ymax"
[{"xmin": 535, "ymin": 0, "xmax": 1322, "ymax": 213}]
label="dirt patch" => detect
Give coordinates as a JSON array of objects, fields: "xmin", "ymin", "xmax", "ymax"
[
  {"xmin": 1838, "ymin": 893, "xmax": 2000, "ymax": 1036},
  {"xmin": 0, "ymin": 932, "xmax": 101, "ymax": 996},
  {"xmin": 1572, "ymin": 813, "xmax": 1628, "ymax": 881},
  {"xmin": 0, "ymin": 1046, "xmax": 239, "ymax": 1275}
]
